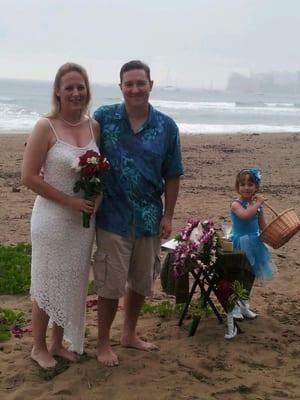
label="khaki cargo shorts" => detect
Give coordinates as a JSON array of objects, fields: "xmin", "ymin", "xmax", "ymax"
[{"xmin": 93, "ymin": 228, "xmax": 161, "ymax": 299}]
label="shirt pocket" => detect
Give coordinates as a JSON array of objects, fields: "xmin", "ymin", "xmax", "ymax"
[{"xmin": 153, "ymin": 252, "xmax": 162, "ymax": 280}]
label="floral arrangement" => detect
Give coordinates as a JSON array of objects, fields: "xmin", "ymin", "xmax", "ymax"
[
  {"xmin": 216, "ymin": 280, "xmax": 249, "ymax": 311},
  {"xmin": 172, "ymin": 218, "xmax": 221, "ymax": 277},
  {"xmin": 72, "ymin": 150, "xmax": 110, "ymax": 228}
]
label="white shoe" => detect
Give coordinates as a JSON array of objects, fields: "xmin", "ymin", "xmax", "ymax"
[
  {"xmin": 239, "ymin": 301, "xmax": 257, "ymax": 319},
  {"xmin": 231, "ymin": 304, "xmax": 244, "ymax": 320},
  {"xmin": 224, "ymin": 313, "xmax": 237, "ymax": 339}
]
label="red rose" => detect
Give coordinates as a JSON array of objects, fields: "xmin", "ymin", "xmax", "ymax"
[
  {"xmin": 215, "ymin": 279, "xmax": 233, "ymax": 307},
  {"xmin": 99, "ymin": 157, "xmax": 110, "ymax": 171},
  {"xmin": 79, "ymin": 150, "xmax": 99, "ymax": 166},
  {"xmin": 82, "ymin": 164, "xmax": 97, "ymax": 177}
]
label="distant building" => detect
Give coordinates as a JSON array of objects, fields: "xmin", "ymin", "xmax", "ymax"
[{"xmin": 227, "ymin": 71, "xmax": 300, "ymax": 93}]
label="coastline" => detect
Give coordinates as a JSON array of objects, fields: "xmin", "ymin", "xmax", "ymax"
[
  {"xmin": 1, "ymin": 130, "xmax": 300, "ymax": 136},
  {"xmin": 0, "ymin": 132, "xmax": 299, "ymax": 399}
]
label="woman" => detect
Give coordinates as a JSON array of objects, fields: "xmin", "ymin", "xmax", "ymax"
[{"xmin": 22, "ymin": 63, "xmax": 100, "ymax": 369}]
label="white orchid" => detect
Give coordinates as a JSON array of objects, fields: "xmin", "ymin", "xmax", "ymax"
[{"xmin": 190, "ymin": 222, "xmax": 204, "ymax": 244}]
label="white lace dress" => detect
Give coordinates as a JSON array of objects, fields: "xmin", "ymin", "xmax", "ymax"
[{"xmin": 30, "ymin": 119, "xmax": 98, "ymax": 354}]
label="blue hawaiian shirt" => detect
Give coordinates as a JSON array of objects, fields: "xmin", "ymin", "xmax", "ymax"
[{"xmin": 93, "ymin": 103, "xmax": 183, "ymax": 237}]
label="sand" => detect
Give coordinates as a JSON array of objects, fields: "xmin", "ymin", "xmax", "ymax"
[{"xmin": 0, "ymin": 132, "xmax": 299, "ymax": 400}]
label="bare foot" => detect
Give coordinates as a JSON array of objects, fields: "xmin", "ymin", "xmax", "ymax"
[
  {"xmin": 97, "ymin": 344, "xmax": 119, "ymax": 367},
  {"xmin": 49, "ymin": 346, "xmax": 78, "ymax": 362},
  {"xmin": 31, "ymin": 348, "xmax": 57, "ymax": 369},
  {"xmin": 121, "ymin": 336, "xmax": 158, "ymax": 351}
]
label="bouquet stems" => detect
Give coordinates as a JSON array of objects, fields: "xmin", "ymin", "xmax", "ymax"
[
  {"xmin": 82, "ymin": 194, "xmax": 92, "ymax": 228},
  {"xmin": 82, "ymin": 211, "xmax": 91, "ymax": 228}
]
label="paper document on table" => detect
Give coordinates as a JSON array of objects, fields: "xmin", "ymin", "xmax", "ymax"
[{"xmin": 161, "ymin": 238, "xmax": 178, "ymax": 252}]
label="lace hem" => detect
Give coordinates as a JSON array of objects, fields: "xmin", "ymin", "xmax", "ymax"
[{"xmin": 30, "ymin": 292, "xmax": 85, "ymax": 354}]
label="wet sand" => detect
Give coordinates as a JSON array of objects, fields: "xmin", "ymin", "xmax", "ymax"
[{"xmin": 0, "ymin": 132, "xmax": 299, "ymax": 400}]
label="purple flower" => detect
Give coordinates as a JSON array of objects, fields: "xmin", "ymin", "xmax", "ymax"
[{"xmin": 172, "ymin": 218, "xmax": 220, "ymax": 277}]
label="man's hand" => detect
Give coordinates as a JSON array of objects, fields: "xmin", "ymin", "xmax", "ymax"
[
  {"xmin": 159, "ymin": 215, "xmax": 172, "ymax": 239},
  {"xmin": 93, "ymin": 193, "xmax": 103, "ymax": 215}
]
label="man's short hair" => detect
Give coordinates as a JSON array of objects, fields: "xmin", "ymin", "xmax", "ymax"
[{"xmin": 120, "ymin": 60, "xmax": 151, "ymax": 83}]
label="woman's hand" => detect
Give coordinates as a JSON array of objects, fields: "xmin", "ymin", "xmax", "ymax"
[{"xmin": 67, "ymin": 197, "xmax": 95, "ymax": 214}]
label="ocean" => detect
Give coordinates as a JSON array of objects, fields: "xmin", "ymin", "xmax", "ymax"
[{"xmin": 1, "ymin": 78, "xmax": 300, "ymax": 134}]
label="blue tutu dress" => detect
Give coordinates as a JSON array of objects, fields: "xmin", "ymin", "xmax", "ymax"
[{"xmin": 230, "ymin": 200, "xmax": 274, "ymax": 280}]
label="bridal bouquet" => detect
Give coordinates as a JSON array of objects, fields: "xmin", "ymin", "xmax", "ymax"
[
  {"xmin": 172, "ymin": 218, "xmax": 221, "ymax": 277},
  {"xmin": 72, "ymin": 150, "xmax": 110, "ymax": 228}
]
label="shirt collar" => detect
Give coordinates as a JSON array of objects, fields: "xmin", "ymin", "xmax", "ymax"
[{"xmin": 114, "ymin": 103, "xmax": 156, "ymax": 128}]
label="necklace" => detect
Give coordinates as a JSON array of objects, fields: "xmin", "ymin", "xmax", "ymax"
[{"xmin": 59, "ymin": 115, "xmax": 85, "ymax": 127}]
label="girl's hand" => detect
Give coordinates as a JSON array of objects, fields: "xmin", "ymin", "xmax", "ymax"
[
  {"xmin": 254, "ymin": 194, "xmax": 266, "ymax": 205},
  {"xmin": 68, "ymin": 197, "xmax": 95, "ymax": 214}
]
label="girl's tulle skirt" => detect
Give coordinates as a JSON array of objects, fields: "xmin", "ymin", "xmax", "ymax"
[{"xmin": 232, "ymin": 234, "xmax": 275, "ymax": 280}]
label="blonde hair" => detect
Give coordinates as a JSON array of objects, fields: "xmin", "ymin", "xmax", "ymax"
[{"xmin": 48, "ymin": 62, "xmax": 91, "ymax": 117}]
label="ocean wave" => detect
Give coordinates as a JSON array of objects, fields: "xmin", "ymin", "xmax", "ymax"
[
  {"xmin": 152, "ymin": 99, "xmax": 300, "ymax": 114},
  {"xmin": 152, "ymin": 100, "xmax": 235, "ymax": 110},
  {"xmin": 0, "ymin": 103, "xmax": 39, "ymax": 130},
  {"xmin": 177, "ymin": 123, "xmax": 300, "ymax": 134},
  {"xmin": 0, "ymin": 97, "xmax": 16, "ymax": 102},
  {"xmin": 235, "ymin": 101, "xmax": 298, "ymax": 112}
]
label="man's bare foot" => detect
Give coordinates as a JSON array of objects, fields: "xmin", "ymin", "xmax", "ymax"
[
  {"xmin": 97, "ymin": 344, "xmax": 119, "ymax": 367},
  {"xmin": 31, "ymin": 348, "xmax": 57, "ymax": 369},
  {"xmin": 49, "ymin": 346, "xmax": 78, "ymax": 362},
  {"xmin": 121, "ymin": 335, "xmax": 158, "ymax": 351}
]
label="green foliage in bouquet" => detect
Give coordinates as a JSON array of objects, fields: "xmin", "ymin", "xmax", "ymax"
[
  {"xmin": 0, "ymin": 243, "xmax": 31, "ymax": 294},
  {"xmin": 227, "ymin": 281, "xmax": 249, "ymax": 312},
  {"xmin": 0, "ymin": 308, "xmax": 25, "ymax": 342}
]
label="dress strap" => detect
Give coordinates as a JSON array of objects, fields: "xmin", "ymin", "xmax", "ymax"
[
  {"xmin": 231, "ymin": 199, "xmax": 241, "ymax": 206},
  {"xmin": 88, "ymin": 117, "xmax": 96, "ymax": 142},
  {"xmin": 231, "ymin": 199, "xmax": 246, "ymax": 210},
  {"xmin": 44, "ymin": 118, "xmax": 59, "ymax": 141}
]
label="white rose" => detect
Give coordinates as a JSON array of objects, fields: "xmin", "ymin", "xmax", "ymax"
[{"xmin": 87, "ymin": 156, "xmax": 98, "ymax": 165}]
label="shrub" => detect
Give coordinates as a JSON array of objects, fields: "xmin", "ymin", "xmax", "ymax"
[
  {"xmin": 0, "ymin": 308, "xmax": 25, "ymax": 341},
  {"xmin": 0, "ymin": 243, "xmax": 31, "ymax": 294}
]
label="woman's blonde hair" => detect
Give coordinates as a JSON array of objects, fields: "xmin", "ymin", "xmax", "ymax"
[{"xmin": 48, "ymin": 62, "xmax": 91, "ymax": 117}]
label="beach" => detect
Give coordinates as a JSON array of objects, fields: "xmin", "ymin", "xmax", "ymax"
[{"xmin": 0, "ymin": 132, "xmax": 300, "ymax": 400}]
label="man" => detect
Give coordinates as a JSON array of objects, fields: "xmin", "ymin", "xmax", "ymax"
[{"xmin": 93, "ymin": 60, "xmax": 183, "ymax": 366}]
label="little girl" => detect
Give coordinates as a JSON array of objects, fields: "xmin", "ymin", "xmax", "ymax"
[{"xmin": 225, "ymin": 167, "xmax": 275, "ymax": 339}]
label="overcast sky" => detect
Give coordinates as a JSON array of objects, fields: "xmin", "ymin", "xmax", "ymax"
[{"xmin": 1, "ymin": 0, "xmax": 300, "ymax": 88}]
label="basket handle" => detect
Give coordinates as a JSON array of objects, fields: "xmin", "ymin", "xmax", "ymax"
[{"xmin": 264, "ymin": 201, "xmax": 279, "ymax": 216}]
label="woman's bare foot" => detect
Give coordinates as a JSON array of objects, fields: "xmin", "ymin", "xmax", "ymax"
[
  {"xmin": 31, "ymin": 348, "xmax": 57, "ymax": 369},
  {"xmin": 49, "ymin": 345, "xmax": 78, "ymax": 362},
  {"xmin": 121, "ymin": 335, "xmax": 158, "ymax": 351},
  {"xmin": 97, "ymin": 343, "xmax": 119, "ymax": 367}
]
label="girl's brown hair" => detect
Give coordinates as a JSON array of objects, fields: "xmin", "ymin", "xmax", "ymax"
[{"xmin": 235, "ymin": 170, "xmax": 259, "ymax": 192}]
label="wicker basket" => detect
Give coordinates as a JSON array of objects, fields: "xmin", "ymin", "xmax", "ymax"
[{"xmin": 260, "ymin": 204, "xmax": 300, "ymax": 249}]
